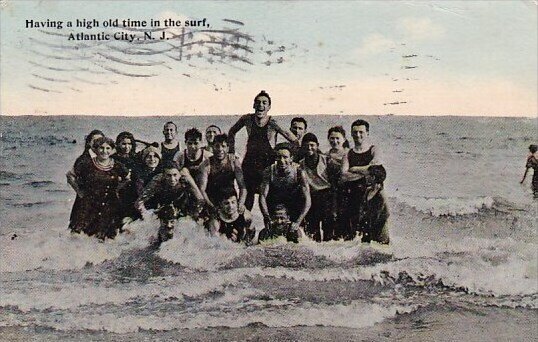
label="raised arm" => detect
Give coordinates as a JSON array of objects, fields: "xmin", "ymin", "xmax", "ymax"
[
  {"xmin": 227, "ymin": 115, "xmax": 247, "ymax": 154},
  {"xmin": 272, "ymin": 120, "xmax": 299, "ymax": 147}
]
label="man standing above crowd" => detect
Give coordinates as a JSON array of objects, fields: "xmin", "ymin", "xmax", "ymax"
[
  {"xmin": 161, "ymin": 121, "xmax": 181, "ymax": 163},
  {"xmin": 228, "ymin": 90, "xmax": 299, "ymax": 211},
  {"xmin": 259, "ymin": 143, "xmax": 311, "ymax": 237}
]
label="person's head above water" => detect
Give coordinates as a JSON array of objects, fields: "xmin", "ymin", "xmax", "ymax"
[
  {"xmin": 205, "ymin": 125, "xmax": 221, "ymax": 144},
  {"xmin": 217, "ymin": 187, "xmax": 239, "ymax": 216},
  {"xmin": 351, "ymin": 119, "xmax": 370, "ymax": 146},
  {"xmin": 84, "ymin": 129, "xmax": 104, "ymax": 152},
  {"xmin": 529, "ymin": 144, "xmax": 538, "ymax": 154},
  {"xmin": 290, "ymin": 117, "xmax": 307, "ymax": 140},
  {"xmin": 162, "ymin": 121, "xmax": 178, "ymax": 142},
  {"xmin": 271, "ymin": 204, "xmax": 290, "ymax": 225},
  {"xmin": 115, "ymin": 131, "xmax": 136, "ymax": 157},
  {"xmin": 253, "ymin": 90, "xmax": 271, "ymax": 118}
]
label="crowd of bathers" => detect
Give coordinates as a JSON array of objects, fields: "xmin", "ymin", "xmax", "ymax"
[{"xmin": 67, "ymin": 90, "xmax": 389, "ymax": 245}]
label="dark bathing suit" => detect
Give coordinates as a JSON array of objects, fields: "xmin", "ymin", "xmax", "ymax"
[
  {"xmin": 217, "ymin": 213, "xmax": 251, "ymax": 242},
  {"xmin": 243, "ymin": 116, "xmax": 275, "ymax": 194},
  {"xmin": 207, "ymin": 155, "xmax": 236, "ymax": 205},
  {"xmin": 160, "ymin": 142, "xmax": 180, "ymax": 163},
  {"xmin": 266, "ymin": 164, "xmax": 303, "ymax": 222}
]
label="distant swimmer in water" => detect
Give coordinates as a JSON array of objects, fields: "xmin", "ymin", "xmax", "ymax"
[
  {"xmin": 207, "ymin": 188, "xmax": 255, "ymax": 244},
  {"xmin": 156, "ymin": 204, "xmax": 178, "ymax": 244},
  {"xmin": 160, "ymin": 121, "xmax": 181, "ymax": 162},
  {"xmin": 340, "ymin": 119, "xmax": 389, "ymax": 243},
  {"xmin": 199, "ymin": 133, "xmax": 247, "ymax": 214},
  {"xmin": 520, "ymin": 144, "xmax": 538, "ymax": 198},
  {"xmin": 135, "ymin": 160, "xmax": 204, "ymax": 219},
  {"xmin": 204, "ymin": 125, "xmax": 222, "ymax": 153},
  {"xmin": 228, "ymin": 90, "xmax": 299, "ymax": 211},
  {"xmin": 258, "ymin": 204, "xmax": 299, "ymax": 243},
  {"xmin": 173, "ymin": 128, "xmax": 212, "ymax": 188},
  {"xmin": 259, "ymin": 143, "xmax": 311, "ymax": 237},
  {"xmin": 68, "ymin": 137, "xmax": 130, "ymax": 240}
]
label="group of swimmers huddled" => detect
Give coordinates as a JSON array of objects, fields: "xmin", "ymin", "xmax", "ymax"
[{"xmin": 67, "ymin": 90, "xmax": 389, "ymax": 245}]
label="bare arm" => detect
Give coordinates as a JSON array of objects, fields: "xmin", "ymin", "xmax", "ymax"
[
  {"xmin": 272, "ymin": 120, "xmax": 299, "ymax": 147},
  {"xmin": 199, "ymin": 162, "xmax": 215, "ymax": 209},
  {"xmin": 180, "ymin": 168, "xmax": 205, "ymax": 203},
  {"xmin": 233, "ymin": 157, "xmax": 247, "ymax": 208},
  {"xmin": 207, "ymin": 217, "xmax": 220, "ymax": 236},
  {"xmin": 258, "ymin": 170, "xmax": 271, "ymax": 226},
  {"xmin": 227, "ymin": 115, "xmax": 247, "ymax": 154},
  {"xmin": 295, "ymin": 170, "xmax": 311, "ymax": 225},
  {"xmin": 340, "ymin": 153, "xmax": 363, "ymax": 183},
  {"xmin": 520, "ymin": 167, "xmax": 529, "ymax": 183}
]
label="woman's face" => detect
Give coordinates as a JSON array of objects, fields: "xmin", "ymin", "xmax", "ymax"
[
  {"xmin": 144, "ymin": 152, "xmax": 160, "ymax": 168},
  {"xmin": 118, "ymin": 138, "xmax": 133, "ymax": 155},
  {"xmin": 328, "ymin": 132, "xmax": 344, "ymax": 149},
  {"xmin": 96, "ymin": 143, "xmax": 113, "ymax": 161}
]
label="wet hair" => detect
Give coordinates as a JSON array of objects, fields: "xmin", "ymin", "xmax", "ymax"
[
  {"xmin": 161, "ymin": 160, "xmax": 180, "ymax": 171},
  {"xmin": 271, "ymin": 203, "xmax": 289, "ymax": 216},
  {"xmin": 84, "ymin": 129, "xmax": 104, "ymax": 152},
  {"xmin": 156, "ymin": 204, "xmax": 177, "ymax": 220},
  {"xmin": 185, "ymin": 128, "xmax": 203, "ymax": 142},
  {"xmin": 206, "ymin": 125, "xmax": 222, "ymax": 133},
  {"xmin": 328, "ymin": 125, "xmax": 350, "ymax": 149},
  {"xmin": 115, "ymin": 131, "xmax": 136, "ymax": 157},
  {"xmin": 274, "ymin": 142, "xmax": 292, "ymax": 154},
  {"xmin": 529, "ymin": 144, "xmax": 538, "ymax": 154},
  {"xmin": 291, "ymin": 117, "xmax": 307, "ymax": 129},
  {"xmin": 368, "ymin": 164, "xmax": 387, "ymax": 185},
  {"xmin": 254, "ymin": 90, "xmax": 271, "ymax": 106},
  {"xmin": 351, "ymin": 119, "xmax": 370, "ymax": 132},
  {"xmin": 92, "ymin": 136, "xmax": 115, "ymax": 150},
  {"xmin": 163, "ymin": 121, "xmax": 178, "ymax": 131},
  {"xmin": 213, "ymin": 133, "xmax": 229, "ymax": 145},
  {"xmin": 216, "ymin": 187, "xmax": 238, "ymax": 205}
]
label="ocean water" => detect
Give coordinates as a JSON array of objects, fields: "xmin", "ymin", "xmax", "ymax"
[{"xmin": 0, "ymin": 115, "xmax": 536, "ymax": 340}]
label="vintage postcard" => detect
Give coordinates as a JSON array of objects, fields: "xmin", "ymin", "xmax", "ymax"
[{"xmin": 1, "ymin": 1, "xmax": 536, "ymax": 341}]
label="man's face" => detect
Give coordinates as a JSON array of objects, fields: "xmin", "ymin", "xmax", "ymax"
[
  {"xmin": 144, "ymin": 152, "xmax": 160, "ymax": 168},
  {"xmin": 351, "ymin": 125, "xmax": 368, "ymax": 145},
  {"xmin": 213, "ymin": 141, "xmax": 228, "ymax": 160},
  {"xmin": 275, "ymin": 149, "xmax": 292, "ymax": 170},
  {"xmin": 118, "ymin": 138, "xmax": 133, "ymax": 155},
  {"xmin": 272, "ymin": 209, "xmax": 289, "ymax": 226},
  {"xmin": 205, "ymin": 127, "xmax": 220, "ymax": 144},
  {"xmin": 221, "ymin": 196, "xmax": 238, "ymax": 216},
  {"xmin": 164, "ymin": 168, "xmax": 181, "ymax": 187},
  {"xmin": 305, "ymin": 141, "xmax": 318, "ymax": 156},
  {"xmin": 290, "ymin": 121, "xmax": 306, "ymax": 140},
  {"xmin": 328, "ymin": 132, "xmax": 344, "ymax": 149},
  {"xmin": 186, "ymin": 138, "xmax": 201, "ymax": 155},
  {"xmin": 253, "ymin": 95, "xmax": 271, "ymax": 118},
  {"xmin": 96, "ymin": 143, "xmax": 113, "ymax": 160},
  {"xmin": 163, "ymin": 124, "xmax": 177, "ymax": 141},
  {"xmin": 161, "ymin": 218, "xmax": 176, "ymax": 230}
]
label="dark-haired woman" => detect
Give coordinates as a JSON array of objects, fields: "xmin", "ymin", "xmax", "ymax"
[
  {"xmin": 68, "ymin": 137, "xmax": 129, "ymax": 239},
  {"xmin": 114, "ymin": 132, "xmax": 139, "ymax": 220},
  {"xmin": 67, "ymin": 129, "xmax": 104, "ymax": 233}
]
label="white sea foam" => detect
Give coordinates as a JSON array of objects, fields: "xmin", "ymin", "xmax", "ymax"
[
  {"xmin": 157, "ymin": 218, "xmax": 247, "ymax": 271},
  {"xmin": 0, "ymin": 300, "xmax": 418, "ymax": 333},
  {"xmin": 401, "ymin": 196, "xmax": 496, "ymax": 216},
  {"xmin": 0, "ymin": 217, "xmax": 158, "ymax": 273}
]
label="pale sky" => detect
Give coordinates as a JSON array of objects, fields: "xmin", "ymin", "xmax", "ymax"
[{"xmin": 1, "ymin": 0, "xmax": 536, "ymax": 117}]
